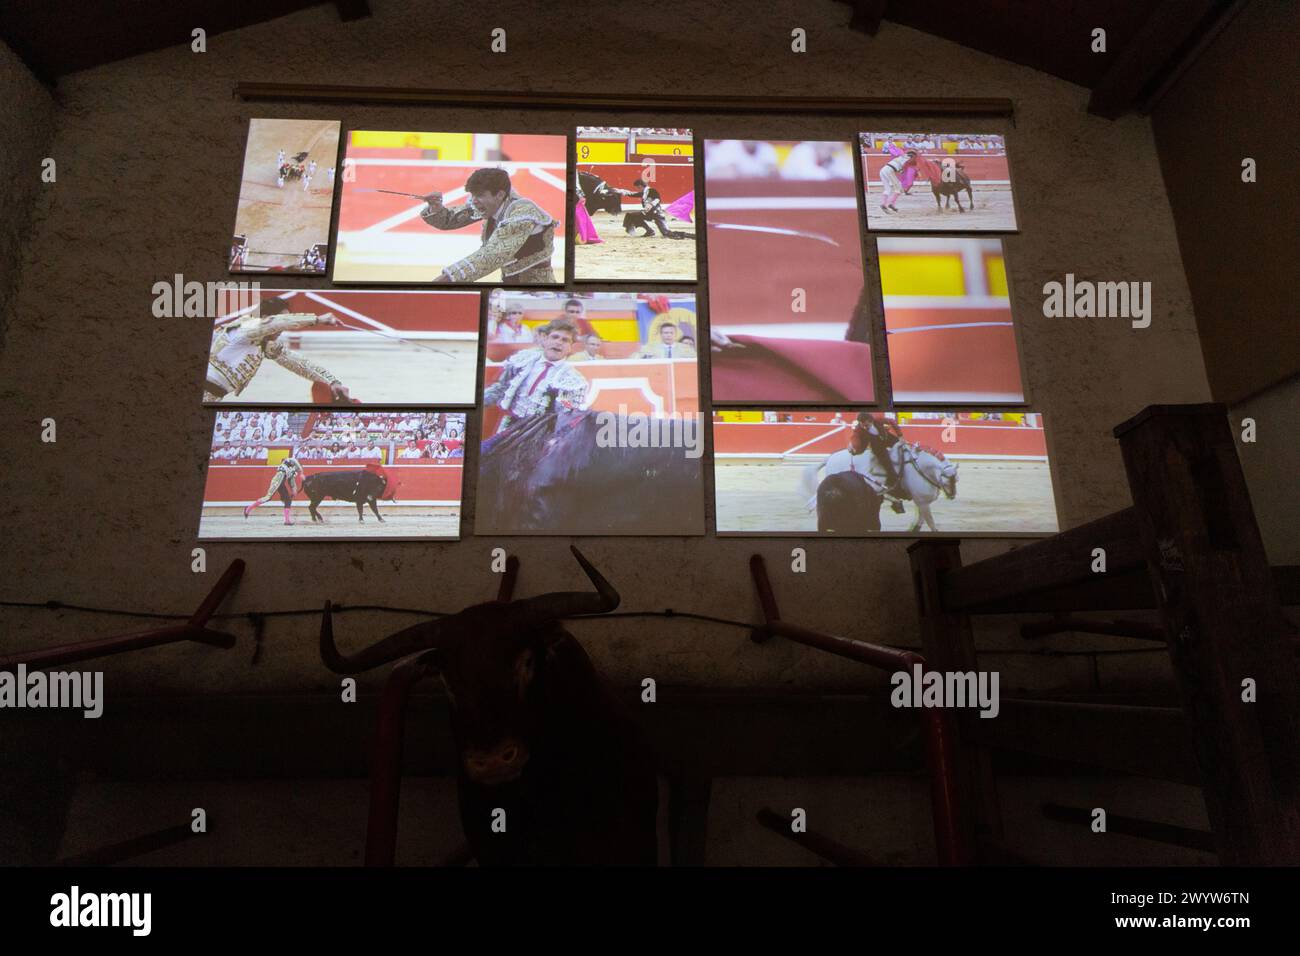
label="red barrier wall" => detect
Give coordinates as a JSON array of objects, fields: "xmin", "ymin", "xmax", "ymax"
[
  {"xmin": 576, "ymin": 163, "xmax": 695, "ymax": 204},
  {"xmin": 706, "ymin": 179, "xmax": 863, "ymax": 330},
  {"xmin": 885, "ymin": 306, "xmax": 1024, "ymax": 400},
  {"xmin": 712, "ymin": 421, "xmax": 1047, "ymax": 457},
  {"xmin": 203, "ymin": 463, "xmax": 464, "ymax": 501},
  {"xmin": 861, "ymin": 153, "xmax": 1010, "ymax": 182},
  {"xmin": 215, "ymin": 289, "xmax": 480, "ymax": 332}
]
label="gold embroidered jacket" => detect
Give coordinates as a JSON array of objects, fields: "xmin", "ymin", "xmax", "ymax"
[
  {"xmin": 208, "ymin": 313, "xmax": 340, "ymax": 397},
  {"xmin": 421, "ymin": 191, "xmax": 557, "ymax": 282}
]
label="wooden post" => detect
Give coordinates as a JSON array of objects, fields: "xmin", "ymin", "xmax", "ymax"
[
  {"xmin": 1115, "ymin": 404, "xmax": 1300, "ymax": 864},
  {"xmin": 907, "ymin": 540, "xmax": 1003, "ymax": 857},
  {"xmin": 668, "ymin": 776, "xmax": 712, "ymax": 867}
]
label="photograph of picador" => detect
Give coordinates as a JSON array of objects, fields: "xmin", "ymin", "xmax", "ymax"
[{"xmin": 0, "ymin": 0, "xmax": 1294, "ymax": 939}]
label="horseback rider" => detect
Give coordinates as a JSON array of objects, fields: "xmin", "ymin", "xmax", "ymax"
[{"xmin": 855, "ymin": 412, "xmax": 908, "ymax": 514}]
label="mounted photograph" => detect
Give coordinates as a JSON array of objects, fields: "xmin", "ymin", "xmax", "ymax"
[
  {"xmin": 198, "ymin": 409, "xmax": 466, "ymax": 541},
  {"xmin": 860, "ymin": 131, "xmax": 1019, "ymax": 232},
  {"xmin": 201, "ymin": 288, "xmax": 480, "ymax": 406},
  {"xmin": 704, "ymin": 138, "xmax": 874, "ymax": 404},
  {"xmin": 713, "ymin": 409, "xmax": 1058, "ymax": 536},
  {"xmin": 229, "ymin": 118, "xmax": 341, "ymax": 274},
  {"xmin": 476, "ymin": 290, "xmax": 705, "ymax": 535},
  {"xmin": 573, "ymin": 126, "xmax": 697, "ymax": 281},
  {"xmin": 332, "ymin": 130, "xmax": 567, "ymax": 285},
  {"xmin": 878, "ymin": 236, "xmax": 1026, "ymax": 404}
]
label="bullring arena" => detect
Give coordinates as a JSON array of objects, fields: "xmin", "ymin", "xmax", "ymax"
[
  {"xmin": 576, "ymin": 203, "xmax": 697, "ymax": 280},
  {"xmin": 200, "ymin": 503, "xmax": 460, "ymax": 540},
  {"xmin": 198, "ymin": 410, "xmax": 465, "ymax": 540},
  {"xmin": 574, "ymin": 127, "xmax": 697, "ymax": 280},
  {"xmin": 860, "ymin": 132, "xmax": 1019, "ymax": 232},
  {"xmin": 231, "ymin": 118, "xmax": 339, "ymax": 273},
  {"xmin": 713, "ymin": 412, "xmax": 1059, "ymax": 535}
]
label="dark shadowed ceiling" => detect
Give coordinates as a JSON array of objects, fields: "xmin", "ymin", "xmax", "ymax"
[{"xmin": 0, "ymin": 0, "xmax": 1246, "ymax": 117}]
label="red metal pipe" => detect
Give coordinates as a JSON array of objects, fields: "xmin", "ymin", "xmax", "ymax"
[
  {"xmin": 188, "ymin": 558, "xmax": 246, "ymax": 627},
  {"xmin": 749, "ymin": 554, "xmax": 781, "ymax": 642},
  {"xmin": 0, "ymin": 560, "xmax": 244, "ymax": 671},
  {"xmin": 748, "ymin": 554, "xmax": 971, "ymax": 865},
  {"xmin": 496, "ymin": 555, "xmax": 520, "ymax": 603},
  {"xmin": 364, "ymin": 650, "xmax": 438, "ymax": 867}
]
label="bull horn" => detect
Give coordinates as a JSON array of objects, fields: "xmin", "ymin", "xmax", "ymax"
[
  {"xmin": 319, "ymin": 600, "xmax": 467, "ymax": 674},
  {"xmin": 514, "ymin": 546, "xmax": 620, "ymax": 619}
]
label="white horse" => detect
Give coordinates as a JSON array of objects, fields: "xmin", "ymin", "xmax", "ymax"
[{"xmin": 802, "ymin": 430, "xmax": 959, "ymax": 532}]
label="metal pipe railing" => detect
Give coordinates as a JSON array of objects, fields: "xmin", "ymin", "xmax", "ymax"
[
  {"xmin": 749, "ymin": 554, "xmax": 970, "ymax": 865},
  {"xmin": 0, "ymin": 559, "xmax": 245, "ymax": 671}
]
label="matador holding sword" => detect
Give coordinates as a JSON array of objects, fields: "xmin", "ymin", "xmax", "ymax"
[{"xmin": 418, "ymin": 167, "xmax": 558, "ymax": 284}]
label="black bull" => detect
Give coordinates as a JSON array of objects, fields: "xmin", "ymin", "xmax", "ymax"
[
  {"xmin": 578, "ymin": 171, "xmax": 623, "ymax": 216},
  {"xmin": 478, "ymin": 409, "xmax": 702, "ymax": 534},
  {"xmin": 302, "ymin": 469, "xmax": 391, "ymax": 522},
  {"xmin": 817, "ymin": 471, "xmax": 883, "ymax": 533},
  {"xmin": 318, "ymin": 547, "xmax": 659, "ymax": 865},
  {"xmin": 931, "ymin": 165, "xmax": 975, "ymax": 212}
]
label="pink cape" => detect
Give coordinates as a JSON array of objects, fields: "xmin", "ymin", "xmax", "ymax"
[
  {"xmin": 574, "ymin": 198, "xmax": 602, "ymax": 244},
  {"xmin": 884, "ymin": 143, "xmax": 918, "ymax": 191},
  {"xmin": 665, "ymin": 190, "xmax": 695, "ymax": 223}
]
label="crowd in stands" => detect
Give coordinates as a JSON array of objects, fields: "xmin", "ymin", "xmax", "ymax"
[
  {"xmin": 580, "ymin": 127, "xmax": 692, "ymax": 137},
  {"xmin": 863, "ymin": 134, "xmax": 1006, "ymax": 153},
  {"xmin": 214, "ymin": 410, "xmax": 293, "ymax": 444},
  {"xmin": 490, "ymin": 298, "xmax": 699, "ymax": 360},
  {"xmin": 742, "ymin": 410, "xmax": 1038, "ymax": 425},
  {"xmin": 210, "ymin": 411, "xmax": 465, "ymax": 462},
  {"xmin": 705, "ymin": 139, "xmax": 855, "ymax": 180}
]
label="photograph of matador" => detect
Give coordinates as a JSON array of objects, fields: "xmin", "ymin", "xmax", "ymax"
[
  {"xmin": 201, "ymin": 288, "xmax": 481, "ymax": 406},
  {"xmin": 331, "ymin": 129, "xmax": 567, "ymax": 285},
  {"xmin": 418, "ymin": 168, "xmax": 559, "ymax": 284}
]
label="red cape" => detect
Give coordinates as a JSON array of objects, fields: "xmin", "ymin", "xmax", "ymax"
[{"xmin": 711, "ymin": 336, "xmax": 875, "ymax": 403}]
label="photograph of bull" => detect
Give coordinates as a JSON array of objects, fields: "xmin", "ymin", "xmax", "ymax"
[
  {"xmin": 927, "ymin": 158, "xmax": 975, "ymax": 213},
  {"xmin": 303, "ymin": 466, "xmax": 393, "ymax": 523},
  {"xmin": 478, "ymin": 408, "xmax": 704, "ymax": 534},
  {"xmin": 318, "ymin": 547, "xmax": 659, "ymax": 865},
  {"xmin": 576, "ymin": 169, "xmax": 623, "ymax": 217}
]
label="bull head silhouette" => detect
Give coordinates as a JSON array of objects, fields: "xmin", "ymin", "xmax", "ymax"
[{"xmin": 318, "ymin": 547, "xmax": 621, "ymax": 784}]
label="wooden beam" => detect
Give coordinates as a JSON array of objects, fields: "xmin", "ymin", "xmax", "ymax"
[
  {"xmin": 1275, "ymin": 565, "xmax": 1300, "ymax": 606},
  {"xmin": 1041, "ymin": 802, "xmax": 1216, "ymax": 853},
  {"xmin": 0, "ymin": 21, "xmax": 58, "ymax": 88},
  {"xmin": 951, "ymin": 568, "xmax": 1157, "ymax": 614},
  {"xmin": 1019, "ymin": 615, "xmax": 1165, "ymax": 642},
  {"xmin": 232, "ymin": 82, "xmax": 1014, "ymax": 118},
  {"xmin": 334, "ymin": 0, "xmax": 370, "ymax": 20},
  {"xmin": 848, "ymin": 0, "xmax": 888, "ymax": 36},
  {"xmin": 668, "ymin": 776, "xmax": 712, "ymax": 866},
  {"xmin": 963, "ymin": 700, "xmax": 1200, "ymax": 784},
  {"xmin": 1088, "ymin": 0, "xmax": 1238, "ymax": 118},
  {"xmin": 908, "ymin": 540, "xmax": 1002, "ymax": 858},
  {"xmin": 937, "ymin": 509, "xmax": 1147, "ymax": 614},
  {"xmin": 1115, "ymin": 403, "xmax": 1300, "ymax": 864},
  {"xmin": 755, "ymin": 807, "xmax": 877, "ymax": 865}
]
